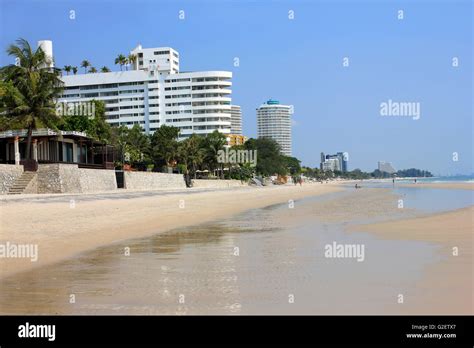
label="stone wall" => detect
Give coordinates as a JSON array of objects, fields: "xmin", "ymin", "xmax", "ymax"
[
  {"xmin": 37, "ymin": 164, "xmax": 116, "ymax": 194},
  {"xmin": 23, "ymin": 174, "xmax": 38, "ymax": 194},
  {"xmin": 0, "ymin": 164, "xmax": 23, "ymax": 194},
  {"xmin": 78, "ymin": 168, "xmax": 117, "ymax": 193},
  {"xmin": 191, "ymin": 179, "xmax": 247, "ymax": 189},
  {"xmin": 124, "ymin": 171, "xmax": 186, "ymax": 190}
]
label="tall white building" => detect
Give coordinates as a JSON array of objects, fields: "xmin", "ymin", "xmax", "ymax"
[
  {"xmin": 230, "ymin": 105, "xmax": 242, "ymax": 135},
  {"xmin": 256, "ymin": 99, "xmax": 292, "ymax": 156},
  {"xmin": 57, "ymin": 41, "xmax": 233, "ymax": 139}
]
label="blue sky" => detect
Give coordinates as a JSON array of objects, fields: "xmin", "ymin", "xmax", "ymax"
[{"xmin": 0, "ymin": 0, "xmax": 472, "ymax": 175}]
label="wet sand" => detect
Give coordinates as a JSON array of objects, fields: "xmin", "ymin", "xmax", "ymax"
[
  {"xmin": 0, "ymin": 183, "xmax": 342, "ymax": 279},
  {"xmin": 0, "ymin": 186, "xmax": 471, "ymax": 315},
  {"xmin": 352, "ymin": 207, "xmax": 473, "ymax": 314},
  {"xmin": 399, "ymin": 182, "xmax": 474, "ymax": 190}
]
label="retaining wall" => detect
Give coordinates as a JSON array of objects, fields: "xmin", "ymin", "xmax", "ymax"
[
  {"xmin": 124, "ymin": 171, "xmax": 186, "ymax": 190},
  {"xmin": 191, "ymin": 179, "xmax": 247, "ymax": 189},
  {"xmin": 0, "ymin": 164, "xmax": 23, "ymax": 194}
]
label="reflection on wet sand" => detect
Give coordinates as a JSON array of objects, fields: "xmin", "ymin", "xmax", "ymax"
[{"xmin": 0, "ymin": 188, "xmax": 464, "ymax": 315}]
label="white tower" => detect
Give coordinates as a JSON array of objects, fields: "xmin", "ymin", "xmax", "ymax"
[{"xmin": 37, "ymin": 40, "xmax": 54, "ymax": 68}]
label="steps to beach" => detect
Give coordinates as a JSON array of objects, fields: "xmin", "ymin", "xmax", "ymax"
[{"xmin": 7, "ymin": 171, "xmax": 36, "ymax": 195}]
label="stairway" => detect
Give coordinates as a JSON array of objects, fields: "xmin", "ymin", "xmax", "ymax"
[{"xmin": 7, "ymin": 171, "xmax": 36, "ymax": 195}]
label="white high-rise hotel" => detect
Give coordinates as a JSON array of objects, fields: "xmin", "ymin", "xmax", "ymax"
[
  {"xmin": 257, "ymin": 99, "xmax": 292, "ymax": 156},
  {"xmin": 56, "ymin": 41, "xmax": 238, "ymax": 140}
]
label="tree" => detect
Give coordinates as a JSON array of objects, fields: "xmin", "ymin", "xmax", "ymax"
[
  {"xmin": 178, "ymin": 134, "xmax": 204, "ymax": 178},
  {"xmin": 0, "ymin": 38, "xmax": 64, "ymax": 160},
  {"xmin": 283, "ymin": 156, "xmax": 301, "ymax": 175},
  {"xmin": 61, "ymin": 100, "xmax": 111, "ymax": 143},
  {"xmin": 115, "ymin": 54, "xmax": 127, "ymax": 71},
  {"xmin": 127, "ymin": 54, "xmax": 137, "ymax": 70},
  {"xmin": 244, "ymin": 138, "xmax": 287, "ymax": 176},
  {"xmin": 80, "ymin": 60, "xmax": 90, "ymax": 73},
  {"xmin": 63, "ymin": 65, "xmax": 72, "ymax": 75},
  {"xmin": 125, "ymin": 124, "xmax": 150, "ymax": 166},
  {"xmin": 72, "ymin": 66, "xmax": 78, "ymax": 75},
  {"xmin": 150, "ymin": 125, "xmax": 180, "ymax": 170},
  {"xmin": 89, "ymin": 67, "xmax": 97, "ymax": 73},
  {"xmin": 100, "ymin": 66, "xmax": 111, "ymax": 73},
  {"xmin": 201, "ymin": 130, "xmax": 227, "ymax": 178}
]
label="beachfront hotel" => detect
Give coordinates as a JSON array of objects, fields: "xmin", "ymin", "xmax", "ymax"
[
  {"xmin": 52, "ymin": 41, "xmax": 237, "ymax": 140},
  {"xmin": 256, "ymin": 99, "xmax": 292, "ymax": 156},
  {"xmin": 230, "ymin": 105, "xmax": 243, "ymax": 135}
]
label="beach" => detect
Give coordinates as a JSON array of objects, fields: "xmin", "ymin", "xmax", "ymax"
[
  {"xmin": 352, "ymin": 206, "xmax": 473, "ymax": 314},
  {"xmin": 0, "ymin": 183, "xmax": 342, "ymax": 279},
  {"xmin": 0, "ymin": 181, "xmax": 472, "ymax": 315}
]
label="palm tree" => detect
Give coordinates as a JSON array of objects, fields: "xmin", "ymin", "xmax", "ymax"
[
  {"xmin": 178, "ymin": 134, "xmax": 204, "ymax": 178},
  {"xmin": 80, "ymin": 60, "xmax": 90, "ymax": 73},
  {"xmin": 202, "ymin": 130, "xmax": 227, "ymax": 179},
  {"xmin": 89, "ymin": 67, "xmax": 97, "ymax": 73},
  {"xmin": 127, "ymin": 54, "xmax": 137, "ymax": 70},
  {"xmin": 100, "ymin": 66, "xmax": 111, "ymax": 73},
  {"xmin": 63, "ymin": 65, "xmax": 72, "ymax": 75},
  {"xmin": 115, "ymin": 54, "xmax": 126, "ymax": 71},
  {"xmin": 0, "ymin": 38, "xmax": 64, "ymax": 160},
  {"xmin": 72, "ymin": 66, "xmax": 78, "ymax": 75}
]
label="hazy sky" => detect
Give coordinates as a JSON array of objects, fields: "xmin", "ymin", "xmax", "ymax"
[{"xmin": 0, "ymin": 0, "xmax": 472, "ymax": 175}]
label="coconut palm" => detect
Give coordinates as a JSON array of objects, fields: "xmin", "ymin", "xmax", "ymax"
[
  {"xmin": 89, "ymin": 67, "xmax": 97, "ymax": 73},
  {"xmin": 100, "ymin": 66, "xmax": 111, "ymax": 73},
  {"xmin": 63, "ymin": 65, "xmax": 72, "ymax": 75},
  {"xmin": 80, "ymin": 60, "xmax": 90, "ymax": 73},
  {"xmin": 72, "ymin": 66, "xmax": 78, "ymax": 75},
  {"xmin": 127, "ymin": 54, "xmax": 137, "ymax": 70},
  {"xmin": 0, "ymin": 38, "xmax": 64, "ymax": 160},
  {"xmin": 115, "ymin": 54, "xmax": 127, "ymax": 71},
  {"xmin": 178, "ymin": 134, "xmax": 204, "ymax": 178}
]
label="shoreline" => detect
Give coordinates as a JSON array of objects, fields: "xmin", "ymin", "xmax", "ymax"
[
  {"xmin": 398, "ymin": 182, "xmax": 473, "ymax": 191},
  {"xmin": 351, "ymin": 206, "xmax": 473, "ymax": 314},
  {"xmin": 0, "ymin": 183, "xmax": 343, "ymax": 279}
]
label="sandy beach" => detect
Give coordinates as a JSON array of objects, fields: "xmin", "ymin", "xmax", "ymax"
[
  {"xmin": 352, "ymin": 206, "xmax": 473, "ymax": 314},
  {"xmin": 0, "ymin": 183, "xmax": 342, "ymax": 279}
]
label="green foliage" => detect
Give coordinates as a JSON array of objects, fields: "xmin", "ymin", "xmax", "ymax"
[
  {"xmin": 61, "ymin": 100, "xmax": 111, "ymax": 142},
  {"xmin": 244, "ymin": 137, "xmax": 287, "ymax": 176},
  {"xmin": 0, "ymin": 38, "xmax": 64, "ymax": 159},
  {"xmin": 150, "ymin": 125, "xmax": 180, "ymax": 168},
  {"xmin": 177, "ymin": 134, "xmax": 204, "ymax": 177},
  {"xmin": 201, "ymin": 130, "xmax": 227, "ymax": 178}
]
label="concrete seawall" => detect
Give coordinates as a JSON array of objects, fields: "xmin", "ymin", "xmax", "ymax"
[
  {"xmin": 37, "ymin": 164, "xmax": 117, "ymax": 194},
  {"xmin": 192, "ymin": 179, "xmax": 247, "ymax": 189},
  {"xmin": 124, "ymin": 171, "xmax": 186, "ymax": 190}
]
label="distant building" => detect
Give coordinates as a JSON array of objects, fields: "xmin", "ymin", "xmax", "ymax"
[
  {"xmin": 257, "ymin": 99, "xmax": 292, "ymax": 156},
  {"xmin": 378, "ymin": 161, "xmax": 396, "ymax": 174},
  {"xmin": 225, "ymin": 134, "xmax": 248, "ymax": 147},
  {"xmin": 230, "ymin": 105, "xmax": 242, "ymax": 135},
  {"xmin": 321, "ymin": 151, "xmax": 348, "ymax": 172},
  {"xmin": 322, "ymin": 158, "xmax": 340, "ymax": 172}
]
